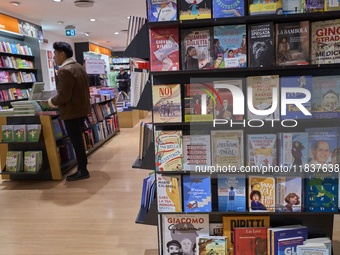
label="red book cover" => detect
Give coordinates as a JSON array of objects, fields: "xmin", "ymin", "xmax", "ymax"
[
  {"xmin": 150, "ymin": 28, "xmax": 179, "ymax": 72},
  {"xmin": 234, "ymin": 227, "xmax": 268, "ymax": 255},
  {"xmin": 2, "ymin": 90, "xmax": 9, "ymax": 101}
]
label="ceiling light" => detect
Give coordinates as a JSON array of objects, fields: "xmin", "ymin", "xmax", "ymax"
[
  {"xmin": 84, "ymin": 32, "xmax": 90, "ymax": 36},
  {"xmin": 53, "ymin": 0, "xmax": 62, "ymax": 2},
  {"xmin": 114, "ymin": 32, "xmax": 119, "ymax": 35},
  {"xmin": 126, "ymin": 16, "xmax": 130, "ymax": 19},
  {"xmin": 57, "ymin": 21, "xmax": 64, "ymax": 24},
  {"xmin": 11, "ymin": 2, "xmax": 20, "ymax": 6},
  {"xmin": 89, "ymin": 18, "xmax": 96, "ymax": 22},
  {"xmin": 74, "ymin": 0, "xmax": 94, "ymax": 7}
]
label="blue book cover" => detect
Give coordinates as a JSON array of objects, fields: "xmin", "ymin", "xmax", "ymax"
[
  {"xmin": 148, "ymin": 0, "xmax": 177, "ymax": 22},
  {"xmin": 272, "ymin": 227, "xmax": 308, "ymax": 255},
  {"xmin": 213, "ymin": 0, "xmax": 244, "ymax": 18},
  {"xmin": 183, "ymin": 175, "xmax": 211, "ymax": 212},
  {"xmin": 278, "ymin": 237, "xmax": 304, "ymax": 255},
  {"xmin": 10, "ymin": 44, "xmax": 18, "ymax": 54},
  {"xmin": 217, "ymin": 174, "xmax": 246, "ymax": 212},
  {"xmin": 214, "ymin": 25, "xmax": 247, "ymax": 69},
  {"xmin": 51, "ymin": 119, "xmax": 62, "ymax": 139},
  {"xmin": 312, "ymin": 75, "xmax": 340, "ymax": 119},
  {"xmin": 281, "ymin": 76, "xmax": 312, "ymax": 119}
]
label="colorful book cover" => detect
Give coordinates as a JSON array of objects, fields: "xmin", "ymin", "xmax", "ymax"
[
  {"xmin": 275, "ymin": 21, "xmax": 309, "ymax": 66},
  {"xmin": 249, "ymin": 0, "xmax": 283, "ymax": 15},
  {"xmin": 13, "ymin": 125, "xmax": 26, "ymax": 142},
  {"xmin": 180, "ymin": 0, "xmax": 212, "ymax": 20},
  {"xmin": 213, "ymin": 79, "xmax": 244, "ymax": 121},
  {"xmin": 155, "ymin": 130, "xmax": 183, "ymax": 171},
  {"xmin": 278, "ymin": 133, "xmax": 308, "ymax": 170},
  {"xmin": 183, "ymin": 135, "xmax": 211, "ymax": 170},
  {"xmin": 312, "ymin": 75, "xmax": 340, "ymax": 119},
  {"xmin": 213, "ymin": 0, "xmax": 244, "ymax": 17},
  {"xmin": 325, "ymin": 0, "xmax": 340, "ymax": 11},
  {"xmin": 150, "ymin": 28, "xmax": 180, "ymax": 72},
  {"xmin": 209, "ymin": 223, "xmax": 223, "ymax": 236},
  {"xmin": 148, "ymin": 0, "xmax": 177, "ymax": 22},
  {"xmin": 183, "ymin": 175, "xmax": 212, "ymax": 212},
  {"xmin": 249, "ymin": 176, "xmax": 275, "ymax": 212},
  {"xmin": 181, "ymin": 28, "xmax": 214, "ymax": 70},
  {"xmin": 217, "ymin": 174, "xmax": 246, "ymax": 212},
  {"xmin": 278, "ymin": 237, "xmax": 304, "ymax": 255},
  {"xmin": 5, "ymin": 151, "xmax": 22, "ymax": 172},
  {"xmin": 222, "ymin": 215, "xmax": 270, "ymax": 254},
  {"xmin": 305, "ymin": 0, "xmax": 324, "ymax": 12},
  {"xmin": 234, "ymin": 227, "xmax": 268, "ymax": 255},
  {"xmin": 152, "ymin": 84, "xmax": 182, "ymax": 123},
  {"xmin": 211, "ymin": 130, "xmax": 244, "ymax": 168},
  {"xmin": 247, "ymin": 134, "xmax": 277, "ymax": 168},
  {"xmin": 24, "ymin": 151, "xmax": 39, "ymax": 172},
  {"xmin": 0, "ymin": 71, "xmax": 10, "ymax": 83},
  {"xmin": 162, "ymin": 214, "xmax": 209, "ymax": 255},
  {"xmin": 156, "ymin": 173, "xmax": 182, "ymax": 212},
  {"xmin": 27, "ymin": 124, "xmax": 41, "ymax": 142},
  {"xmin": 197, "ymin": 236, "xmax": 227, "ymax": 255},
  {"xmin": 283, "ymin": 0, "xmax": 303, "ymax": 13},
  {"xmin": 281, "ymin": 76, "xmax": 312, "ymax": 119},
  {"xmin": 311, "ymin": 19, "xmax": 340, "ymax": 64},
  {"xmin": 2, "ymin": 125, "xmax": 13, "ymax": 142},
  {"xmin": 214, "ymin": 25, "xmax": 247, "ymax": 69},
  {"xmin": 276, "ymin": 176, "xmax": 302, "ymax": 212},
  {"xmin": 248, "ymin": 23, "xmax": 274, "ymax": 67},
  {"xmin": 52, "ymin": 119, "xmax": 63, "ymax": 139},
  {"xmin": 247, "ymin": 75, "xmax": 280, "ymax": 120},
  {"xmin": 184, "ymin": 83, "xmax": 214, "ymax": 122}
]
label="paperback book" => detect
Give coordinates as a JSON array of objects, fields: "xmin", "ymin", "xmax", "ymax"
[
  {"xmin": 283, "ymin": 0, "xmax": 303, "ymax": 13},
  {"xmin": 2, "ymin": 125, "xmax": 13, "ymax": 142},
  {"xmin": 249, "ymin": 0, "xmax": 283, "ymax": 15},
  {"xmin": 248, "ymin": 176, "xmax": 275, "ymax": 212},
  {"xmin": 278, "ymin": 237, "xmax": 304, "ymax": 255},
  {"xmin": 297, "ymin": 247, "xmax": 329, "ymax": 255},
  {"xmin": 148, "ymin": 0, "xmax": 177, "ymax": 22},
  {"xmin": 183, "ymin": 135, "xmax": 211, "ymax": 170},
  {"xmin": 233, "ymin": 227, "xmax": 268, "ymax": 255},
  {"xmin": 276, "ymin": 176, "xmax": 302, "ymax": 212},
  {"xmin": 5, "ymin": 151, "xmax": 23, "ymax": 172},
  {"xmin": 209, "ymin": 223, "xmax": 223, "ymax": 236},
  {"xmin": 13, "ymin": 125, "xmax": 27, "ymax": 142},
  {"xmin": 156, "ymin": 174, "xmax": 182, "ymax": 212},
  {"xmin": 325, "ymin": 0, "xmax": 340, "ymax": 11},
  {"xmin": 247, "ymin": 134, "xmax": 277, "ymax": 168},
  {"xmin": 305, "ymin": 0, "xmax": 324, "ymax": 12},
  {"xmin": 27, "ymin": 124, "xmax": 42, "ymax": 142},
  {"xmin": 179, "ymin": 0, "xmax": 212, "ymax": 20},
  {"xmin": 24, "ymin": 151, "xmax": 42, "ymax": 172},
  {"xmin": 196, "ymin": 236, "xmax": 227, "ymax": 255},
  {"xmin": 213, "ymin": 0, "xmax": 245, "ymax": 17},
  {"xmin": 214, "ymin": 25, "xmax": 247, "ymax": 68}
]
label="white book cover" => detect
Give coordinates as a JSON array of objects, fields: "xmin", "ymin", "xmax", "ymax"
[
  {"xmin": 276, "ymin": 176, "xmax": 302, "ymax": 212},
  {"xmin": 297, "ymin": 246, "xmax": 329, "ymax": 255},
  {"xmin": 156, "ymin": 174, "xmax": 182, "ymax": 212},
  {"xmin": 183, "ymin": 135, "xmax": 211, "ymax": 171}
]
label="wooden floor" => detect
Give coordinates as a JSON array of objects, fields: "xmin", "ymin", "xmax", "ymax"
[{"xmin": 0, "ymin": 112, "xmax": 339, "ymax": 255}]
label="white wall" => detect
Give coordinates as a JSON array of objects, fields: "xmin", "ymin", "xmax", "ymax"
[{"xmin": 39, "ymin": 30, "xmax": 75, "ymax": 53}]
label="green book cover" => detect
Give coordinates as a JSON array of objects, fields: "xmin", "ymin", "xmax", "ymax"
[
  {"xmin": 2, "ymin": 125, "xmax": 13, "ymax": 142},
  {"xmin": 24, "ymin": 151, "xmax": 38, "ymax": 172},
  {"xmin": 13, "ymin": 125, "xmax": 26, "ymax": 142},
  {"xmin": 27, "ymin": 125, "xmax": 41, "ymax": 142},
  {"xmin": 5, "ymin": 151, "xmax": 20, "ymax": 172}
]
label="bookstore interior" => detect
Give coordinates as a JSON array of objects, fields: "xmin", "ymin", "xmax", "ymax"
[{"xmin": 2, "ymin": 0, "xmax": 340, "ymax": 254}]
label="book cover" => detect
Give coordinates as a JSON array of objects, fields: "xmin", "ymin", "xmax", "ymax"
[
  {"xmin": 247, "ymin": 75, "xmax": 280, "ymax": 120},
  {"xmin": 283, "ymin": 0, "xmax": 303, "ymax": 13},
  {"xmin": 209, "ymin": 223, "xmax": 223, "ymax": 236},
  {"xmin": 184, "ymin": 83, "xmax": 214, "ymax": 122},
  {"xmin": 6, "ymin": 151, "xmax": 21, "ymax": 172},
  {"xmin": 155, "ymin": 130, "xmax": 183, "ymax": 171},
  {"xmin": 278, "ymin": 237, "xmax": 304, "ymax": 255},
  {"xmin": 13, "ymin": 125, "xmax": 26, "ymax": 142},
  {"xmin": 276, "ymin": 176, "xmax": 302, "ymax": 212},
  {"xmin": 27, "ymin": 124, "xmax": 41, "ymax": 142},
  {"xmin": 297, "ymin": 247, "xmax": 329, "ymax": 255},
  {"xmin": 156, "ymin": 173, "xmax": 182, "ymax": 212},
  {"xmin": 247, "ymin": 134, "xmax": 277, "ymax": 168},
  {"xmin": 181, "ymin": 28, "xmax": 214, "ymax": 70},
  {"xmin": 197, "ymin": 236, "xmax": 227, "ymax": 255},
  {"xmin": 213, "ymin": 79, "xmax": 244, "ymax": 121},
  {"xmin": 183, "ymin": 175, "xmax": 212, "ymax": 212},
  {"xmin": 278, "ymin": 133, "xmax": 308, "ymax": 170},
  {"xmin": 325, "ymin": 0, "xmax": 340, "ymax": 11},
  {"xmin": 234, "ymin": 227, "xmax": 268, "ymax": 255},
  {"xmin": 211, "ymin": 130, "xmax": 244, "ymax": 168},
  {"xmin": 24, "ymin": 151, "xmax": 39, "ymax": 172},
  {"xmin": 180, "ymin": 0, "xmax": 212, "ymax": 20},
  {"xmin": 213, "ymin": 0, "xmax": 245, "ymax": 17},
  {"xmin": 217, "ymin": 174, "xmax": 246, "ymax": 212},
  {"xmin": 275, "ymin": 21, "xmax": 309, "ymax": 66},
  {"xmin": 152, "ymin": 84, "xmax": 182, "ymax": 123},
  {"xmin": 0, "ymin": 71, "xmax": 10, "ymax": 83},
  {"xmin": 222, "ymin": 215, "xmax": 270, "ymax": 254},
  {"xmin": 2, "ymin": 125, "xmax": 13, "ymax": 142},
  {"xmin": 311, "ymin": 19, "xmax": 340, "ymax": 64},
  {"xmin": 52, "ymin": 119, "xmax": 63, "ymax": 139},
  {"xmin": 148, "ymin": 0, "xmax": 177, "ymax": 22},
  {"xmin": 150, "ymin": 28, "xmax": 180, "ymax": 72},
  {"xmin": 162, "ymin": 214, "xmax": 209, "ymax": 255},
  {"xmin": 281, "ymin": 76, "xmax": 312, "ymax": 119},
  {"xmin": 305, "ymin": 0, "xmax": 324, "ymax": 12},
  {"xmin": 214, "ymin": 25, "xmax": 247, "ymax": 69},
  {"xmin": 183, "ymin": 135, "xmax": 211, "ymax": 170},
  {"xmin": 312, "ymin": 75, "xmax": 340, "ymax": 119},
  {"xmin": 249, "ymin": 176, "xmax": 275, "ymax": 212},
  {"xmin": 249, "ymin": 0, "xmax": 283, "ymax": 15},
  {"xmin": 248, "ymin": 23, "xmax": 274, "ymax": 67}
]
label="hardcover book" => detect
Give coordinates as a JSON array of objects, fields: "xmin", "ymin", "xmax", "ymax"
[
  {"xmin": 13, "ymin": 125, "xmax": 27, "ymax": 142},
  {"xmin": 211, "ymin": 130, "xmax": 244, "ymax": 168},
  {"xmin": 152, "ymin": 84, "xmax": 182, "ymax": 123},
  {"xmin": 213, "ymin": 0, "xmax": 245, "ymax": 17},
  {"xmin": 2, "ymin": 125, "xmax": 13, "ymax": 142},
  {"xmin": 249, "ymin": 0, "xmax": 283, "ymax": 15},
  {"xmin": 183, "ymin": 135, "xmax": 211, "ymax": 170},
  {"xmin": 156, "ymin": 173, "xmax": 182, "ymax": 212},
  {"xmin": 311, "ymin": 19, "xmax": 340, "ymax": 64},
  {"xmin": 217, "ymin": 174, "xmax": 246, "ymax": 212},
  {"xmin": 197, "ymin": 236, "xmax": 227, "ymax": 255},
  {"xmin": 148, "ymin": 0, "xmax": 177, "ymax": 22},
  {"xmin": 248, "ymin": 23, "xmax": 274, "ymax": 67},
  {"xmin": 222, "ymin": 215, "xmax": 270, "ymax": 254},
  {"xmin": 281, "ymin": 76, "xmax": 312, "ymax": 119},
  {"xmin": 247, "ymin": 75, "xmax": 280, "ymax": 120},
  {"xmin": 283, "ymin": 0, "xmax": 303, "ymax": 13},
  {"xmin": 154, "ymin": 130, "xmax": 183, "ymax": 171},
  {"xmin": 247, "ymin": 134, "xmax": 277, "ymax": 168},
  {"xmin": 180, "ymin": 0, "xmax": 212, "ymax": 20},
  {"xmin": 233, "ymin": 227, "xmax": 268, "ymax": 255},
  {"xmin": 209, "ymin": 223, "xmax": 223, "ymax": 236},
  {"xmin": 305, "ymin": 0, "xmax": 324, "ymax": 12},
  {"xmin": 275, "ymin": 21, "xmax": 309, "ymax": 66},
  {"xmin": 181, "ymin": 28, "xmax": 214, "ymax": 70},
  {"xmin": 183, "ymin": 175, "xmax": 212, "ymax": 212},
  {"xmin": 162, "ymin": 214, "xmax": 209, "ymax": 255},
  {"xmin": 150, "ymin": 28, "xmax": 179, "ymax": 72},
  {"xmin": 276, "ymin": 176, "xmax": 302, "ymax": 212},
  {"xmin": 27, "ymin": 124, "xmax": 41, "ymax": 142},
  {"xmin": 312, "ymin": 75, "xmax": 340, "ymax": 119},
  {"xmin": 278, "ymin": 237, "xmax": 304, "ymax": 255},
  {"xmin": 249, "ymin": 176, "xmax": 275, "ymax": 212},
  {"xmin": 214, "ymin": 25, "xmax": 247, "ymax": 68}
]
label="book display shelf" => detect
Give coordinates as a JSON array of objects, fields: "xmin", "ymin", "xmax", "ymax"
[{"xmin": 129, "ymin": 0, "xmax": 340, "ymax": 254}]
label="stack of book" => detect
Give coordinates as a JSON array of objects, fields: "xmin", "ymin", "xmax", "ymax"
[{"xmin": 10, "ymin": 100, "xmax": 41, "ymax": 116}]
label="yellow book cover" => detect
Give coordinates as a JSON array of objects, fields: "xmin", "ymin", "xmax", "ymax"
[
  {"xmin": 249, "ymin": 176, "xmax": 275, "ymax": 212},
  {"xmin": 222, "ymin": 215, "xmax": 270, "ymax": 254},
  {"xmin": 325, "ymin": 0, "xmax": 340, "ymax": 11}
]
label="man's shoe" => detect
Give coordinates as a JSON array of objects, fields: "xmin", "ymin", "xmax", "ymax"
[{"xmin": 66, "ymin": 170, "xmax": 90, "ymax": 181}]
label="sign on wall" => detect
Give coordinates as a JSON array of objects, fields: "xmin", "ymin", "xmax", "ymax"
[{"xmin": 85, "ymin": 59, "xmax": 105, "ymax": 74}]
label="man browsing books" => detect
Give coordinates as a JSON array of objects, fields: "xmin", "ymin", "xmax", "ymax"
[
  {"xmin": 47, "ymin": 41, "xmax": 91, "ymax": 181},
  {"xmin": 117, "ymin": 67, "xmax": 130, "ymax": 98}
]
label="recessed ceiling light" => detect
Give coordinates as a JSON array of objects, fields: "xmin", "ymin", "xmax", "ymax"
[
  {"xmin": 57, "ymin": 21, "xmax": 64, "ymax": 24},
  {"xmin": 89, "ymin": 18, "xmax": 96, "ymax": 22},
  {"xmin": 114, "ymin": 32, "xmax": 119, "ymax": 35},
  {"xmin": 11, "ymin": 2, "xmax": 20, "ymax": 6},
  {"xmin": 53, "ymin": 0, "xmax": 62, "ymax": 2},
  {"xmin": 84, "ymin": 32, "xmax": 90, "ymax": 36},
  {"xmin": 126, "ymin": 16, "xmax": 130, "ymax": 19}
]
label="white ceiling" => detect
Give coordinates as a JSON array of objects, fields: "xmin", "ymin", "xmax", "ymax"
[{"xmin": 0, "ymin": 0, "xmax": 147, "ymax": 51}]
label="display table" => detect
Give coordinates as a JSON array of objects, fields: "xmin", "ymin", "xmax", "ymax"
[
  {"xmin": 138, "ymin": 110, "xmax": 148, "ymax": 119},
  {"xmin": 117, "ymin": 110, "xmax": 139, "ymax": 128}
]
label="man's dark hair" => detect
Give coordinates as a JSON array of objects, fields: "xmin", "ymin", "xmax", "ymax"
[
  {"xmin": 110, "ymin": 66, "xmax": 114, "ymax": 71},
  {"xmin": 53, "ymin": 42, "xmax": 73, "ymax": 58},
  {"xmin": 167, "ymin": 240, "xmax": 181, "ymax": 249}
]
